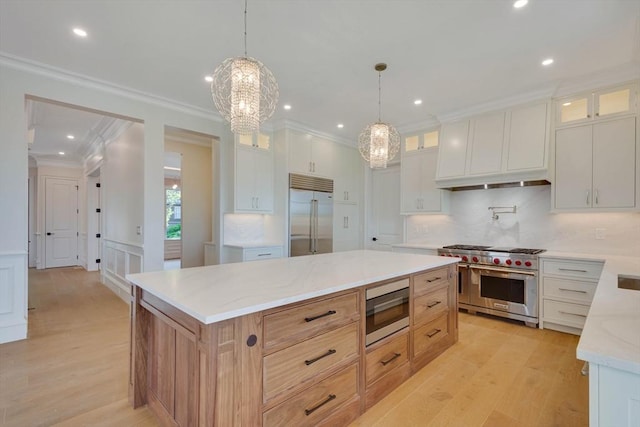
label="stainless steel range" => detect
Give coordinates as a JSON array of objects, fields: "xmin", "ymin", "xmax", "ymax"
[{"xmin": 437, "ymin": 244, "xmax": 545, "ymax": 327}]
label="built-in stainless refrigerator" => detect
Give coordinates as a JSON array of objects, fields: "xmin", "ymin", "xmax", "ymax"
[{"xmin": 289, "ymin": 174, "xmax": 333, "ymax": 257}]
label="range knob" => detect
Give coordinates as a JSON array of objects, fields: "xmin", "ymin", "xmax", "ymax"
[
  {"xmin": 525, "ymin": 261, "xmax": 532, "ymax": 267},
  {"xmin": 505, "ymin": 259, "xmax": 512, "ymax": 265},
  {"xmin": 515, "ymin": 260, "xmax": 522, "ymax": 266},
  {"xmin": 472, "ymin": 256, "xmax": 479, "ymax": 262},
  {"xmin": 455, "ymin": 255, "xmax": 461, "ymax": 258},
  {"xmin": 440, "ymin": 253, "xmax": 446, "ymax": 256},
  {"xmin": 462, "ymin": 256, "xmax": 468, "ymax": 262},
  {"xmin": 493, "ymin": 258, "xmax": 500, "ymax": 265}
]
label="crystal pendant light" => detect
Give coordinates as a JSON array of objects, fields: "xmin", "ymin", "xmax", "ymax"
[
  {"xmin": 210, "ymin": 0, "xmax": 279, "ymax": 135},
  {"xmin": 358, "ymin": 63, "xmax": 400, "ymax": 169}
]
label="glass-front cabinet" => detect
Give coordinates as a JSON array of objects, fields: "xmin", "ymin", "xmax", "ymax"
[
  {"xmin": 403, "ymin": 130, "xmax": 439, "ymax": 154},
  {"xmin": 556, "ymin": 83, "xmax": 637, "ymax": 126},
  {"xmin": 238, "ymin": 132, "xmax": 270, "ymax": 150}
]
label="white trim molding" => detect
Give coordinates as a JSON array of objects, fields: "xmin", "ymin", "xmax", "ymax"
[
  {"xmin": 0, "ymin": 252, "xmax": 27, "ymax": 344},
  {"xmin": 102, "ymin": 239, "xmax": 143, "ymax": 303}
]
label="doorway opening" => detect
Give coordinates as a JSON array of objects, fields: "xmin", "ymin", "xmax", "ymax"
[{"xmin": 164, "ymin": 152, "xmax": 182, "ymax": 270}]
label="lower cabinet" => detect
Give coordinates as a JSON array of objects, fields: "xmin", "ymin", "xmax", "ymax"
[
  {"xmin": 539, "ymin": 257, "xmax": 603, "ymax": 334},
  {"xmin": 226, "ymin": 245, "xmax": 283, "ymax": 263},
  {"xmin": 588, "ymin": 363, "xmax": 640, "ymax": 427}
]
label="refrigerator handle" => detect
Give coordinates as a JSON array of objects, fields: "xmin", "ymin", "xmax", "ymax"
[
  {"xmin": 314, "ymin": 199, "xmax": 319, "ymax": 253},
  {"xmin": 309, "ymin": 199, "xmax": 314, "ymax": 253}
]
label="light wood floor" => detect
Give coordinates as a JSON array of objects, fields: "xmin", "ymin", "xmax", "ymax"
[{"xmin": 0, "ymin": 267, "xmax": 588, "ymax": 426}]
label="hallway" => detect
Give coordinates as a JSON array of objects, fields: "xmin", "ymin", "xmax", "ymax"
[{"xmin": 0, "ymin": 267, "xmax": 156, "ymax": 426}]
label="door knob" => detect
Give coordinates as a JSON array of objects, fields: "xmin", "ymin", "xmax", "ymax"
[
  {"xmin": 46, "ymin": 232, "xmax": 54, "ymax": 236},
  {"xmin": 372, "ymin": 237, "xmax": 378, "ymax": 241}
]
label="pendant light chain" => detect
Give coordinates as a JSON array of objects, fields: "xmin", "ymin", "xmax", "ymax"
[
  {"xmin": 243, "ymin": 0, "xmax": 248, "ymax": 57},
  {"xmin": 378, "ymin": 71, "xmax": 382, "ymax": 122}
]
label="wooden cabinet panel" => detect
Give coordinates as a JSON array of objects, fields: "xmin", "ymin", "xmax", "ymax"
[
  {"xmin": 149, "ymin": 316, "xmax": 175, "ymax": 415},
  {"xmin": 263, "ymin": 292, "xmax": 359, "ymax": 351},
  {"xmin": 413, "ymin": 312, "xmax": 449, "ymax": 358},
  {"xmin": 263, "ymin": 322, "xmax": 359, "ymax": 403},
  {"xmin": 263, "ymin": 364, "xmax": 358, "ymax": 427},
  {"xmin": 413, "ymin": 267, "xmax": 450, "ymax": 295},
  {"xmin": 365, "ymin": 332, "xmax": 409, "ymax": 386},
  {"xmin": 413, "ymin": 285, "xmax": 449, "ymax": 327}
]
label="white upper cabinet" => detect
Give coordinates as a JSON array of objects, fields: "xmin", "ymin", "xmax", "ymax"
[
  {"xmin": 234, "ymin": 134, "xmax": 274, "ymax": 213},
  {"xmin": 402, "ymin": 130, "xmax": 449, "ymax": 214},
  {"xmin": 468, "ymin": 111, "xmax": 506, "ymax": 176},
  {"xmin": 436, "ymin": 121, "xmax": 469, "ymax": 179},
  {"xmin": 554, "ymin": 116, "xmax": 636, "ymax": 210},
  {"xmin": 334, "ymin": 144, "xmax": 362, "ymax": 204},
  {"xmin": 556, "ymin": 83, "xmax": 637, "ymax": 127},
  {"xmin": 436, "ymin": 100, "xmax": 550, "ymax": 186},
  {"xmin": 288, "ymin": 132, "xmax": 334, "ymax": 177},
  {"xmin": 506, "ymin": 102, "xmax": 549, "ymax": 171}
]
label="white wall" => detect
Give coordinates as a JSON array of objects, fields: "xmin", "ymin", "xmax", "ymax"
[
  {"xmin": 405, "ymin": 185, "xmax": 640, "ymax": 256},
  {"xmin": 0, "ymin": 58, "xmax": 231, "ymax": 343}
]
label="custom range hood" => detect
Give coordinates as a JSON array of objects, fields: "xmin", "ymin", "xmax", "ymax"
[{"xmin": 446, "ymin": 179, "xmax": 550, "ymax": 191}]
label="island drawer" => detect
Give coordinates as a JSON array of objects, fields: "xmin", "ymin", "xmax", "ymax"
[
  {"xmin": 263, "ymin": 363, "xmax": 358, "ymax": 427},
  {"xmin": 263, "ymin": 322, "xmax": 359, "ymax": 403},
  {"xmin": 413, "ymin": 284, "xmax": 449, "ymax": 327},
  {"xmin": 412, "ymin": 312, "xmax": 449, "ymax": 358},
  {"xmin": 543, "ymin": 299, "xmax": 589, "ymax": 328},
  {"xmin": 365, "ymin": 332, "xmax": 408, "ymax": 386},
  {"xmin": 542, "ymin": 259, "xmax": 603, "ymax": 280},
  {"xmin": 543, "ymin": 277, "xmax": 596, "ymax": 304},
  {"xmin": 244, "ymin": 246, "xmax": 283, "ymax": 261},
  {"xmin": 413, "ymin": 267, "xmax": 450, "ymax": 296},
  {"xmin": 263, "ymin": 292, "xmax": 359, "ymax": 350}
]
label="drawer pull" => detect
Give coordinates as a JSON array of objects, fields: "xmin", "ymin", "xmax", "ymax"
[
  {"xmin": 426, "ymin": 277, "xmax": 442, "ymax": 283},
  {"xmin": 558, "ymin": 268, "xmax": 588, "ymax": 273},
  {"xmin": 427, "ymin": 300, "xmax": 442, "ymax": 308},
  {"xmin": 304, "ymin": 394, "xmax": 336, "ymax": 416},
  {"xmin": 426, "ymin": 328, "xmax": 442, "ymax": 338},
  {"xmin": 257, "ymin": 253, "xmax": 272, "ymax": 257},
  {"xmin": 380, "ymin": 352, "xmax": 401, "ymax": 366},
  {"xmin": 559, "ymin": 311, "xmax": 587, "ymax": 318},
  {"xmin": 558, "ymin": 288, "xmax": 587, "ymax": 294},
  {"xmin": 304, "ymin": 310, "xmax": 337, "ymax": 323},
  {"xmin": 305, "ymin": 349, "xmax": 336, "ymax": 366}
]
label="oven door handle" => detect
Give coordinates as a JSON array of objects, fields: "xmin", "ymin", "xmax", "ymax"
[{"xmin": 472, "ymin": 266, "xmax": 537, "ymax": 276}]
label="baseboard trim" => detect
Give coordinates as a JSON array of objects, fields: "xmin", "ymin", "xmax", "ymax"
[{"xmin": 103, "ymin": 271, "xmax": 131, "ymax": 305}]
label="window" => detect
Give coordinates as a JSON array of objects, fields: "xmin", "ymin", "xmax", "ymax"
[{"xmin": 165, "ymin": 188, "xmax": 181, "ymax": 239}]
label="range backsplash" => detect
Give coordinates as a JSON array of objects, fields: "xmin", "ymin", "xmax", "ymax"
[{"xmin": 406, "ymin": 186, "xmax": 640, "ymax": 257}]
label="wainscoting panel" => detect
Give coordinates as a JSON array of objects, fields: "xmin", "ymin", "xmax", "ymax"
[
  {"xmin": 0, "ymin": 252, "xmax": 27, "ymax": 344},
  {"xmin": 103, "ymin": 239, "xmax": 144, "ymax": 304}
]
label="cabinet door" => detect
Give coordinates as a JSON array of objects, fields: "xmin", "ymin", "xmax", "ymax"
[
  {"xmin": 253, "ymin": 148, "xmax": 274, "ymax": 212},
  {"xmin": 507, "ymin": 102, "xmax": 548, "ymax": 171},
  {"xmin": 400, "ymin": 154, "xmax": 422, "ymax": 213},
  {"xmin": 310, "ymin": 137, "xmax": 334, "ymax": 177},
  {"xmin": 592, "ymin": 117, "xmax": 636, "ymax": 208},
  {"xmin": 595, "ymin": 86, "xmax": 635, "ymax": 119},
  {"xmin": 235, "ymin": 146, "xmax": 256, "ymax": 211},
  {"xmin": 557, "ymin": 96, "xmax": 592, "ymax": 126},
  {"xmin": 333, "ymin": 203, "xmax": 360, "ymax": 252},
  {"xmin": 555, "ymin": 126, "xmax": 593, "ymax": 209},
  {"xmin": 334, "ymin": 145, "xmax": 361, "ymax": 203},
  {"xmin": 437, "ymin": 121, "xmax": 469, "ymax": 179},
  {"xmin": 419, "ymin": 149, "xmax": 444, "ymax": 212},
  {"xmin": 468, "ymin": 112, "xmax": 506, "ymax": 175},
  {"xmin": 288, "ymin": 132, "xmax": 312, "ymax": 174}
]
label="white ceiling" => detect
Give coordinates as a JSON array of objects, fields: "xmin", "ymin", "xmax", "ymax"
[{"xmin": 2, "ymin": 0, "xmax": 639, "ymax": 147}]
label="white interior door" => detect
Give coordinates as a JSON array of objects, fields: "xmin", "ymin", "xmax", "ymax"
[
  {"xmin": 45, "ymin": 178, "xmax": 79, "ymax": 268},
  {"xmin": 370, "ymin": 165, "xmax": 403, "ymax": 251}
]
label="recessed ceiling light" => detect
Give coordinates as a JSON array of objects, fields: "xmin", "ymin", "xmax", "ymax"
[
  {"xmin": 67, "ymin": 134, "xmax": 75, "ymax": 140},
  {"xmin": 414, "ymin": 99, "xmax": 423, "ymax": 105},
  {"xmin": 58, "ymin": 151, "xmax": 65, "ymax": 155},
  {"xmin": 563, "ymin": 102, "xmax": 572, "ymax": 106},
  {"xmin": 72, "ymin": 28, "xmax": 87, "ymax": 38},
  {"xmin": 542, "ymin": 58, "xmax": 554, "ymax": 66},
  {"xmin": 283, "ymin": 104, "xmax": 292, "ymax": 110},
  {"xmin": 337, "ymin": 124, "xmax": 344, "ymax": 129},
  {"xmin": 513, "ymin": 0, "xmax": 528, "ymax": 8},
  {"xmin": 204, "ymin": 75, "xmax": 213, "ymax": 83}
]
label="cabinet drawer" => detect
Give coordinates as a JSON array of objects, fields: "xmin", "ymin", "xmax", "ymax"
[
  {"xmin": 413, "ymin": 312, "xmax": 449, "ymax": 358},
  {"xmin": 413, "ymin": 267, "xmax": 450, "ymax": 296},
  {"xmin": 244, "ymin": 246, "xmax": 283, "ymax": 261},
  {"xmin": 543, "ymin": 299, "xmax": 589, "ymax": 329},
  {"xmin": 543, "ymin": 277, "xmax": 596, "ymax": 304},
  {"xmin": 263, "ymin": 322, "xmax": 359, "ymax": 403},
  {"xmin": 413, "ymin": 285, "xmax": 449, "ymax": 327},
  {"xmin": 542, "ymin": 259, "xmax": 603, "ymax": 280},
  {"xmin": 264, "ymin": 292, "xmax": 359, "ymax": 350},
  {"xmin": 365, "ymin": 332, "xmax": 409, "ymax": 386},
  {"xmin": 263, "ymin": 363, "xmax": 358, "ymax": 427}
]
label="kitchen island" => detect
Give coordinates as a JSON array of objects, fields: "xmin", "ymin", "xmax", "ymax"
[{"xmin": 127, "ymin": 250, "xmax": 459, "ymax": 426}]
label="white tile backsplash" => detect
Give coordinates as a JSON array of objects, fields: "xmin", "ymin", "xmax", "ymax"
[
  {"xmin": 406, "ymin": 186, "xmax": 640, "ymax": 256},
  {"xmin": 223, "ymin": 213, "xmax": 265, "ymax": 244}
]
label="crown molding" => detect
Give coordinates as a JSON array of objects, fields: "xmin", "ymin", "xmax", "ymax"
[
  {"xmin": 0, "ymin": 52, "xmax": 223, "ymax": 123},
  {"xmin": 397, "ymin": 117, "xmax": 441, "ymax": 135},
  {"xmin": 552, "ymin": 62, "xmax": 640, "ymax": 98},
  {"xmin": 32, "ymin": 155, "xmax": 83, "ymax": 168},
  {"xmin": 271, "ymin": 118, "xmax": 356, "ymax": 147}
]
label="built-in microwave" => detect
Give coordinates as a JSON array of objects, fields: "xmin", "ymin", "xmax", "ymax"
[{"xmin": 365, "ymin": 278, "xmax": 410, "ymax": 346}]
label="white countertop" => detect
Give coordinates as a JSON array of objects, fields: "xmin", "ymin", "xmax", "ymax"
[
  {"xmin": 391, "ymin": 243, "xmax": 443, "ymax": 250},
  {"xmin": 127, "ymin": 250, "xmax": 458, "ymax": 325},
  {"xmin": 223, "ymin": 243, "xmax": 283, "ymax": 249},
  {"xmin": 541, "ymin": 252, "xmax": 640, "ymax": 374}
]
